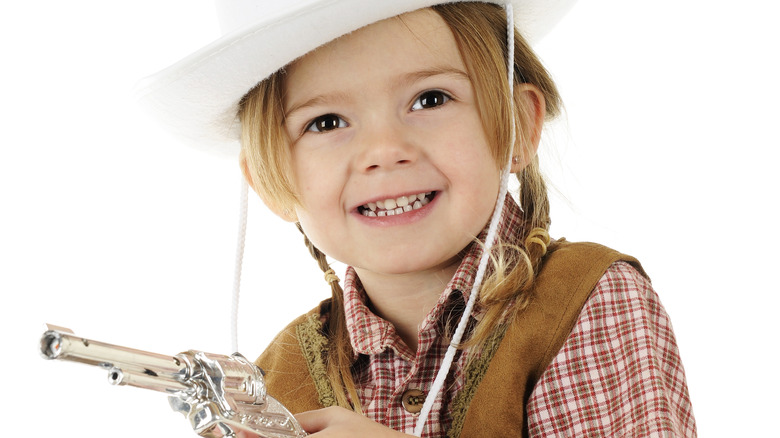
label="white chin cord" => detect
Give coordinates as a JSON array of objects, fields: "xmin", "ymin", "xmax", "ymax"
[
  {"xmin": 412, "ymin": 3, "xmax": 517, "ymax": 436},
  {"xmin": 230, "ymin": 177, "xmax": 249, "ymax": 354}
]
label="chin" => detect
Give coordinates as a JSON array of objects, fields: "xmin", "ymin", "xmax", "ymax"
[{"xmin": 364, "ymin": 254, "xmax": 462, "ymax": 277}]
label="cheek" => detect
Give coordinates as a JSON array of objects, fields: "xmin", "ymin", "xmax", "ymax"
[
  {"xmin": 294, "ymin": 205, "xmax": 352, "ymax": 267},
  {"xmin": 442, "ymin": 129, "xmax": 500, "ymax": 188},
  {"xmin": 291, "ymin": 136, "xmax": 351, "ymax": 188},
  {"xmin": 290, "ymin": 150, "xmax": 347, "ymax": 244},
  {"xmin": 291, "ymin": 151, "xmax": 330, "ymax": 206},
  {"xmin": 445, "ymin": 137, "xmax": 502, "ymax": 223}
]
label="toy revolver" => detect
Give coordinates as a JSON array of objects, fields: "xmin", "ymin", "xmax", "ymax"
[{"xmin": 39, "ymin": 324, "xmax": 306, "ymax": 438}]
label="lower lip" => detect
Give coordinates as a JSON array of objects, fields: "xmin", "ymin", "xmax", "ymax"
[{"xmin": 353, "ymin": 194, "xmax": 438, "ymax": 227}]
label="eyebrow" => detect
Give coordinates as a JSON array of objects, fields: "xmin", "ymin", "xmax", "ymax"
[
  {"xmin": 285, "ymin": 90, "xmax": 352, "ymax": 120},
  {"xmin": 395, "ymin": 66, "xmax": 471, "ymax": 89},
  {"xmin": 284, "ymin": 66, "xmax": 471, "ymax": 119}
]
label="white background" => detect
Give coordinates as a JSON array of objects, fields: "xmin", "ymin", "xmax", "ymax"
[{"xmin": 2, "ymin": 0, "xmax": 778, "ymax": 436}]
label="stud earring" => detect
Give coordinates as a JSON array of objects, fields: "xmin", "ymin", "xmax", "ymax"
[{"xmin": 511, "ymin": 156, "xmax": 520, "ymax": 165}]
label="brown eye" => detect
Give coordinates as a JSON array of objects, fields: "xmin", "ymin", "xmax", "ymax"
[
  {"xmin": 307, "ymin": 114, "xmax": 347, "ymax": 132},
  {"xmin": 412, "ymin": 90, "xmax": 451, "ymax": 110}
]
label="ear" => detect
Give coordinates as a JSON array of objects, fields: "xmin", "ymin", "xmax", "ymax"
[
  {"xmin": 239, "ymin": 149, "xmax": 298, "ymax": 222},
  {"xmin": 510, "ymin": 83, "xmax": 546, "ymax": 173}
]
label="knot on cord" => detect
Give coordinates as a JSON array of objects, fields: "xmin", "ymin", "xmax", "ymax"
[{"xmin": 324, "ymin": 268, "xmax": 340, "ymax": 284}]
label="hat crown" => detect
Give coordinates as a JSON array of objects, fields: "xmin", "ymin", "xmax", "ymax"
[{"xmin": 216, "ymin": 0, "xmax": 311, "ymax": 35}]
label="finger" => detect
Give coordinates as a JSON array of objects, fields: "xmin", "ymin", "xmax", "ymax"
[{"xmin": 295, "ymin": 408, "xmax": 332, "ymax": 433}]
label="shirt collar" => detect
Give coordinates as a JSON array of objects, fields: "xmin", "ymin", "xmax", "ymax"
[{"xmin": 343, "ymin": 194, "xmax": 524, "ymax": 356}]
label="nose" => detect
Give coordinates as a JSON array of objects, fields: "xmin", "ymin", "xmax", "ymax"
[{"xmin": 354, "ymin": 118, "xmax": 418, "ymax": 173}]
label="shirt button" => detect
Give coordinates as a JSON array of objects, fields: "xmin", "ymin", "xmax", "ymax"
[{"xmin": 401, "ymin": 389, "xmax": 426, "ymax": 414}]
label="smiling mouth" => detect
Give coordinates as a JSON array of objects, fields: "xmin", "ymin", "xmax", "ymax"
[{"xmin": 358, "ymin": 192, "xmax": 437, "ymax": 217}]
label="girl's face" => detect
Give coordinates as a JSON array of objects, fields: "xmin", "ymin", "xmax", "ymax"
[{"xmin": 284, "ymin": 9, "xmax": 500, "ymax": 279}]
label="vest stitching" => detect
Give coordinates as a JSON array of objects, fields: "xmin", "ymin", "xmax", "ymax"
[
  {"xmin": 447, "ymin": 321, "xmax": 511, "ymax": 437},
  {"xmin": 296, "ymin": 313, "xmax": 337, "ymax": 407}
]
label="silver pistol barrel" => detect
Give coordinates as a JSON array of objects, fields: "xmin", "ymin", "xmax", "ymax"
[
  {"xmin": 40, "ymin": 323, "xmax": 307, "ymax": 437},
  {"xmin": 40, "ymin": 324, "xmax": 185, "ymax": 382}
]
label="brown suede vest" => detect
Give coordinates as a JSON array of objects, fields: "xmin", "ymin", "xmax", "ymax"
[{"xmin": 255, "ymin": 240, "xmax": 643, "ymax": 437}]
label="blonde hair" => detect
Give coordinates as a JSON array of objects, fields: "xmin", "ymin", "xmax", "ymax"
[{"xmin": 239, "ymin": 2, "xmax": 561, "ymax": 410}]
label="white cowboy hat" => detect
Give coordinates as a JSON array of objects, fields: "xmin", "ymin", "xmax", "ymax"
[{"xmin": 136, "ymin": 0, "xmax": 576, "ymax": 155}]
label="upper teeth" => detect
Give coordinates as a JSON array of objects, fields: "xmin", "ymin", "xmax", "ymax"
[{"xmin": 361, "ymin": 192, "xmax": 432, "ymax": 217}]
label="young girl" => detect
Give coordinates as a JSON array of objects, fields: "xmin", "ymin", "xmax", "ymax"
[{"xmin": 140, "ymin": 0, "xmax": 696, "ymax": 436}]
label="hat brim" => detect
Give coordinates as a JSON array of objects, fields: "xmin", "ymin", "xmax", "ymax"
[{"xmin": 136, "ymin": 0, "xmax": 575, "ymax": 155}]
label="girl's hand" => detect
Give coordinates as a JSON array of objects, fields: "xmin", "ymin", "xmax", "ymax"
[{"xmin": 296, "ymin": 406, "xmax": 415, "ymax": 437}]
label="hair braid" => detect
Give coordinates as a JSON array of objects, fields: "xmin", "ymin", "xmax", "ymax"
[
  {"xmin": 518, "ymin": 157, "xmax": 551, "ymax": 271},
  {"xmin": 294, "ymin": 223, "xmax": 362, "ymax": 413}
]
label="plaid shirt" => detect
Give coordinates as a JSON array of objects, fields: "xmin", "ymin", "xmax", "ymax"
[
  {"xmin": 343, "ymin": 198, "xmax": 696, "ymax": 436},
  {"xmin": 527, "ymin": 261, "xmax": 696, "ymax": 436}
]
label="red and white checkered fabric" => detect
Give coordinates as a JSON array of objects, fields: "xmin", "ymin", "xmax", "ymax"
[
  {"xmin": 342, "ymin": 198, "xmax": 696, "ymax": 436},
  {"xmin": 343, "ymin": 196, "xmax": 523, "ymax": 435},
  {"xmin": 343, "ymin": 264, "xmax": 468, "ymax": 435},
  {"xmin": 526, "ymin": 261, "xmax": 696, "ymax": 437}
]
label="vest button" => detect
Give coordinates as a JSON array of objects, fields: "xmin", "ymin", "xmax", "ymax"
[{"xmin": 401, "ymin": 389, "xmax": 426, "ymax": 414}]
